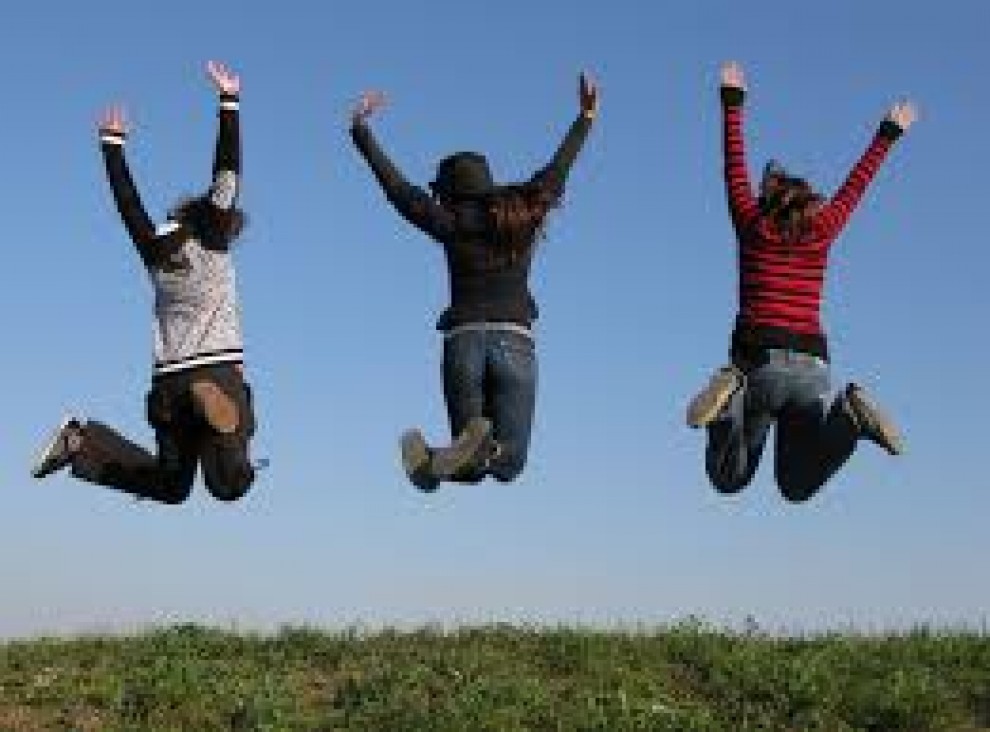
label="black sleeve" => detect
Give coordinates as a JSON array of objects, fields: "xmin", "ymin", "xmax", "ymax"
[
  {"xmin": 530, "ymin": 113, "xmax": 593, "ymax": 197},
  {"xmin": 100, "ymin": 136, "xmax": 158, "ymax": 265},
  {"xmin": 184, "ymin": 94, "xmax": 244, "ymax": 251},
  {"xmin": 351, "ymin": 119, "xmax": 454, "ymax": 242},
  {"xmin": 208, "ymin": 93, "xmax": 241, "ymax": 210}
]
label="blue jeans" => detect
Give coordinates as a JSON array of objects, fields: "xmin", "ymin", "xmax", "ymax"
[
  {"xmin": 442, "ymin": 327, "xmax": 537, "ymax": 482},
  {"xmin": 705, "ymin": 349, "xmax": 858, "ymax": 502}
]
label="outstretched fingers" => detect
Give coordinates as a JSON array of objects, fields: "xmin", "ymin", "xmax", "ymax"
[
  {"xmin": 887, "ymin": 99, "xmax": 918, "ymax": 131},
  {"xmin": 207, "ymin": 60, "xmax": 241, "ymax": 96},
  {"xmin": 720, "ymin": 60, "xmax": 746, "ymax": 91},
  {"xmin": 579, "ymin": 72, "xmax": 599, "ymax": 118},
  {"xmin": 99, "ymin": 104, "xmax": 129, "ymax": 136},
  {"xmin": 352, "ymin": 90, "xmax": 387, "ymax": 124}
]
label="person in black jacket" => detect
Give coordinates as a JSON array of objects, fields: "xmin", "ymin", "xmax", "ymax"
[
  {"xmin": 30, "ymin": 61, "xmax": 259, "ymax": 505},
  {"xmin": 351, "ymin": 74, "xmax": 597, "ymax": 491}
]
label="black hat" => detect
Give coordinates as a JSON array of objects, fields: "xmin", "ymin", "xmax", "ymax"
[{"xmin": 430, "ymin": 152, "xmax": 495, "ymax": 200}]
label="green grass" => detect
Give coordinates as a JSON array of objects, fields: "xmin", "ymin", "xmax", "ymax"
[{"xmin": 0, "ymin": 621, "xmax": 987, "ymax": 730}]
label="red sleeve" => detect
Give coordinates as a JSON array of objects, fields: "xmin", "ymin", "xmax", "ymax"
[
  {"xmin": 722, "ymin": 95, "xmax": 760, "ymax": 231},
  {"xmin": 814, "ymin": 127, "xmax": 898, "ymax": 239}
]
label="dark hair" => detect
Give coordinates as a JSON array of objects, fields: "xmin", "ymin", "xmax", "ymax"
[
  {"xmin": 758, "ymin": 163, "xmax": 823, "ymax": 241},
  {"xmin": 169, "ymin": 195, "xmax": 247, "ymax": 246},
  {"xmin": 484, "ymin": 180, "xmax": 561, "ymax": 262}
]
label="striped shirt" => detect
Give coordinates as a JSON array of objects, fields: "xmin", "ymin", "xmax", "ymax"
[{"xmin": 721, "ymin": 87, "xmax": 902, "ymax": 361}]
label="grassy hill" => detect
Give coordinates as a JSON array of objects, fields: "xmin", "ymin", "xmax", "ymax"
[{"xmin": 1, "ymin": 621, "xmax": 987, "ymax": 730}]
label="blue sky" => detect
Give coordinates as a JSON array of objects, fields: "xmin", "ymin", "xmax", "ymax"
[{"xmin": 0, "ymin": 0, "xmax": 987, "ymax": 638}]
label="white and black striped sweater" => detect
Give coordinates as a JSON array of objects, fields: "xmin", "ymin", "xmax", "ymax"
[{"xmin": 100, "ymin": 93, "xmax": 245, "ymax": 377}]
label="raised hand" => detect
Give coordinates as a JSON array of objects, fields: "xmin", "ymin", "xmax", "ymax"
[
  {"xmin": 579, "ymin": 72, "xmax": 599, "ymax": 119},
  {"xmin": 207, "ymin": 60, "xmax": 241, "ymax": 97},
  {"xmin": 352, "ymin": 90, "xmax": 387, "ymax": 124},
  {"xmin": 886, "ymin": 100, "xmax": 918, "ymax": 131},
  {"xmin": 98, "ymin": 105, "xmax": 129, "ymax": 137},
  {"xmin": 720, "ymin": 61, "xmax": 746, "ymax": 91}
]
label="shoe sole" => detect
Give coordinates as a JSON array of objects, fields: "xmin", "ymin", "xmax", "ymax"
[
  {"xmin": 31, "ymin": 415, "xmax": 75, "ymax": 479},
  {"xmin": 686, "ymin": 375, "xmax": 740, "ymax": 428},
  {"xmin": 847, "ymin": 388, "xmax": 903, "ymax": 456},
  {"xmin": 191, "ymin": 380, "xmax": 239, "ymax": 434},
  {"xmin": 400, "ymin": 429, "xmax": 430, "ymax": 476},
  {"xmin": 400, "ymin": 429, "xmax": 437, "ymax": 492}
]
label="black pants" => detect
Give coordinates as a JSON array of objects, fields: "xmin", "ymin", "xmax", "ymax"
[{"xmin": 70, "ymin": 364, "xmax": 256, "ymax": 504}]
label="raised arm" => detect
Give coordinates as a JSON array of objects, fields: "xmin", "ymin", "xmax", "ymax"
[
  {"xmin": 350, "ymin": 91, "xmax": 454, "ymax": 242},
  {"xmin": 815, "ymin": 100, "xmax": 916, "ymax": 238},
  {"xmin": 99, "ymin": 106, "xmax": 153, "ymax": 247},
  {"xmin": 206, "ymin": 61, "xmax": 241, "ymax": 210},
  {"xmin": 530, "ymin": 72, "xmax": 597, "ymax": 196},
  {"xmin": 720, "ymin": 61, "xmax": 760, "ymax": 231},
  {"xmin": 99, "ymin": 105, "xmax": 180, "ymax": 266}
]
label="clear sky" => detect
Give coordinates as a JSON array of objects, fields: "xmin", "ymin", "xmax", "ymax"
[{"xmin": 0, "ymin": 1, "xmax": 986, "ymax": 638}]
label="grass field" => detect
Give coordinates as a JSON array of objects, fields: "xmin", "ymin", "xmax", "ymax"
[{"xmin": 0, "ymin": 621, "xmax": 987, "ymax": 730}]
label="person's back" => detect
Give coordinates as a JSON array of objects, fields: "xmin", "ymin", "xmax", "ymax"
[
  {"xmin": 350, "ymin": 75, "xmax": 597, "ymax": 490},
  {"xmin": 687, "ymin": 61, "xmax": 915, "ymax": 503},
  {"xmin": 31, "ymin": 61, "xmax": 261, "ymax": 506}
]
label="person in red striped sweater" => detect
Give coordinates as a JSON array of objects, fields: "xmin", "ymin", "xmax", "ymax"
[{"xmin": 686, "ymin": 61, "xmax": 916, "ymax": 502}]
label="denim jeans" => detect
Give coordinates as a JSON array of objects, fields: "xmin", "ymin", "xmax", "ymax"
[
  {"xmin": 705, "ymin": 349, "xmax": 858, "ymax": 502},
  {"xmin": 442, "ymin": 327, "xmax": 537, "ymax": 482}
]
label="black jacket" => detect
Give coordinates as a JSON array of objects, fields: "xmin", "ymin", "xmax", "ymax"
[{"xmin": 352, "ymin": 113, "xmax": 591, "ymax": 330}]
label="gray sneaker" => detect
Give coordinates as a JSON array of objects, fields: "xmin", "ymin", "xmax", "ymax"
[
  {"xmin": 400, "ymin": 428, "xmax": 438, "ymax": 492},
  {"xmin": 844, "ymin": 384, "xmax": 903, "ymax": 456},
  {"xmin": 31, "ymin": 416, "xmax": 83, "ymax": 480},
  {"xmin": 686, "ymin": 365, "xmax": 744, "ymax": 428}
]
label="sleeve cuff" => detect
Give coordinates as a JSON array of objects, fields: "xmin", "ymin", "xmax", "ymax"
[
  {"xmin": 877, "ymin": 119, "xmax": 903, "ymax": 141},
  {"xmin": 720, "ymin": 86, "xmax": 746, "ymax": 107},
  {"xmin": 99, "ymin": 131, "xmax": 126, "ymax": 146},
  {"xmin": 219, "ymin": 93, "xmax": 240, "ymax": 111},
  {"xmin": 155, "ymin": 219, "xmax": 182, "ymax": 237}
]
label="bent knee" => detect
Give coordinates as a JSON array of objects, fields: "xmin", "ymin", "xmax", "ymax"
[
  {"xmin": 158, "ymin": 474, "xmax": 195, "ymax": 505},
  {"xmin": 708, "ymin": 474, "xmax": 751, "ymax": 495},
  {"xmin": 775, "ymin": 475, "xmax": 823, "ymax": 504},
  {"xmin": 705, "ymin": 457, "xmax": 753, "ymax": 495},
  {"xmin": 205, "ymin": 466, "xmax": 254, "ymax": 502},
  {"xmin": 489, "ymin": 453, "xmax": 527, "ymax": 483}
]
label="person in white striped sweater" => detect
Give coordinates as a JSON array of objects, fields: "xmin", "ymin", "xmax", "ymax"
[{"xmin": 30, "ymin": 61, "xmax": 260, "ymax": 505}]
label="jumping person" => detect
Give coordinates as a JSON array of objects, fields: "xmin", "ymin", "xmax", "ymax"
[
  {"xmin": 31, "ymin": 61, "xmax": 259, "ymax": 505},
  {"xmin": 350, "ymin": 75, "xmax": 598, "ymax": 491},
  {"xmin": 686, "ymin": 61, "xmax": 916, "ymax": 502}
]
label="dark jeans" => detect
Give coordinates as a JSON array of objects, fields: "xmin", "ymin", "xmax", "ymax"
[
  {"xmin": 443, "ymin": 327, "xmax": 537, "ymax": 482},
  {"xmin": 705, "ymin": 349, "xmax": 858, "ymax": 502},
  {"xmin": 70, "ymin": 363, "xmax": 256, "ymax": 504}
]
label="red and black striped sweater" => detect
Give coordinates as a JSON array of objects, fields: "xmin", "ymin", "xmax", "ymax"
[{"xmin": 721, "ymin": 87, "xmax": 903, "ymax": 362}]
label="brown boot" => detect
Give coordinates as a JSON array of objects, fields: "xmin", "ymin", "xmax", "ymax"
[{"xmin": 844, "ymin": 384, "xmax": 903, "ymax": 456}]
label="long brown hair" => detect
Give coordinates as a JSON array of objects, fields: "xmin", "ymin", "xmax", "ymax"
[
  {"xmin": 759, "ymin": 168, "xmax": 823, "ymax": 241},
  {"xmin": 170, "ymin": 195, "xmax": 247, "ymax": 247},
  {"xmin": 486, "ymin": 179, "xmax": 561, "ymax": 262}
]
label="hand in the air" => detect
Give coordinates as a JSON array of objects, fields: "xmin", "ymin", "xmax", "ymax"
[
  {"xmin": 207, "ymin": 60, "xmax": 241, "ymax": 97},
  {"xmin": 886, "ymin": 100, "xmax": 918, "ymax": 131},
  {"xmin": 720, "ymin": 61, "xmax": 746, "ymax": 91},
  {"xmin": 98, "ymin": 105, "xmax": 129, "ymax": 137},
  {"xmin": 352, "ymin": 90, "xmax": 387, "ymax": 125},
  {"xmin": 579, "ymin": 72, "xmax": 599, "ymax": 119}
]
